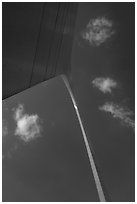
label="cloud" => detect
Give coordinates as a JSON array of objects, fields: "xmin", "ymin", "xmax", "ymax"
[
  {"xmin": 99, "ymin": 102, "xmax": 135, "ymax": 130},
  {"xmin": 92, "ymin": 77, "xmax": 117, "ymax": 94},
  {"xmin": 13, "ymin": 104, "xmax": 42, "ymax": 142},
  {"xmin": 81, "ymin": 17, "xmax": 115, "ymax": 46}
]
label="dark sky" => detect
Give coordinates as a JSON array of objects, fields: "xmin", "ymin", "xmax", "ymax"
[{"xmin": 2, "ymin": 2, "xmax": 135, "ymax": 202}]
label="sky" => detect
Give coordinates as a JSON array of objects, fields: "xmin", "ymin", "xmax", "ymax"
[
  {"xmin": 70, "ymin": 2, "xmax": 135, "ymax": 202},
  {"xmin": 2, "ymin": 2, "xmax": 135, "ymax": 202},
  {"xmin": 2, "ymin": 76, "xmax": 99, "ymax": 202}
]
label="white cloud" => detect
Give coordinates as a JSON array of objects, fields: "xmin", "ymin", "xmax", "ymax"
[
  {"xmin": 99, "ymin": 102, "xmax": 135, "ymax": 130},
  {"xmin": 92, "ymin": 77, "xmax": 117, "ymax": 94},
  {"xmin": 81, "ymin": 17, "xmax": 115, "ymax": 46},
  {"xmin": 13, "ymin": 104, "xmax": 42, "ymax": 142},
  {"xmin": 14, "ymin": 104, "xmax": 24, "ymax": 120}
]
